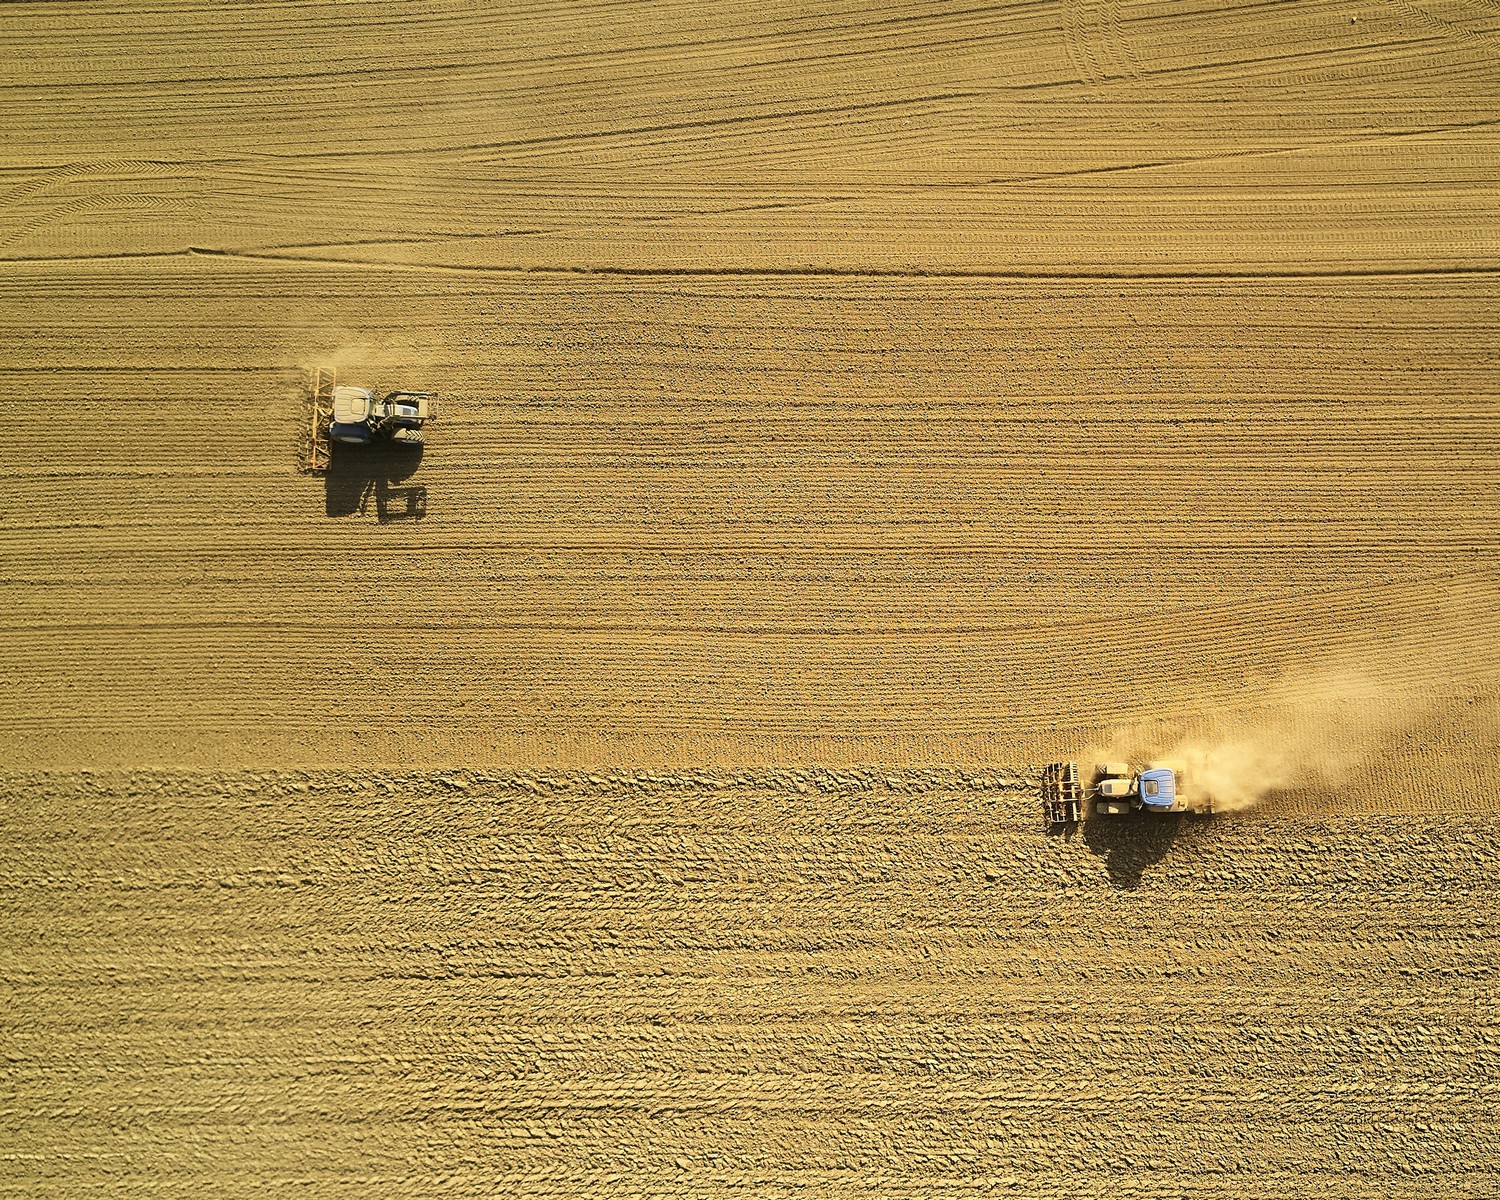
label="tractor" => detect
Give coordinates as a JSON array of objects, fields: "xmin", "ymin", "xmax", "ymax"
[
  {"xmin": 304, "ymin": 368, "xmax": 435, "ymax": 472},
  {"xmin": 1041, "ymin": 760, "xmax": 1214, "ymax": 827}
]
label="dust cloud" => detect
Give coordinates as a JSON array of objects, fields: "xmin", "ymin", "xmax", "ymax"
[
  {"xmin": 1087, "ymin": 668, "xmax": 1442, "ymax": 812},
  {"xmin": 316, "ymin": 340, "xmax": 383, "ymax": 375},
  {"xmin": 297, "ymin": 334, "xmax": 449, "ymax": 396}
]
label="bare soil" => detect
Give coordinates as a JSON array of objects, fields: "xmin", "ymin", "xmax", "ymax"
[{"xmin": 2, "ymin": 1, "xmax": 1497, "ymax": 1195}]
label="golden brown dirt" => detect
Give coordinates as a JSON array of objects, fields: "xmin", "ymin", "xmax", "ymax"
[
  {"xmin": 6, "ymin": 769, "xmax": 1499, "ymax": 1197},
  {"xmin": 2, "ymin": 0, "xmax": 1498, "ymax": 1195}
]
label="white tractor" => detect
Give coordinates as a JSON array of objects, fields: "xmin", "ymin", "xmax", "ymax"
[
  {"xmin": 1042, "ymin": 760, "xmax": 1214, "ymax": 826},
  {"xmin": 330, "ymin": 386, "xmax": 432, "ymax": 448},
  {"xmin": 304, "ymin": 368, "xmax": 436, "ymax": 472}
]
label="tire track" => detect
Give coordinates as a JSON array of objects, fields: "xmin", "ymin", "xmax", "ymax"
[
  {"xmin": 0, "ymin": 159, "xmax": 183, "ymax": 215},
  {"xmin": 1393, "ymin": 0, "xmax": 1500, "ymax": 51},
  {"xmin": 0, "ymin": 193, "xmax": 201, "ymax": 255},
  {"xmin": 1060, "ymin": 0, "xmax": 1140, "ymax": 85},
  {"xmin": 4, "ymin": 770, "xmax": 1498, "ymax": 1196}
]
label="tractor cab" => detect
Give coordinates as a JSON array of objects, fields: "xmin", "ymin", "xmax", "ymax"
[
  {"xmin": 1137, "ymin": 767, "xmax": 1177, "ymax": 810},
  {"xmin": 330, "ymin": 385, "xmax": 377, "ymax": 445}
]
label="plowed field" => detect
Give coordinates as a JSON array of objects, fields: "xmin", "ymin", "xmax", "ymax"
[{"xmin": 3, "ymin": 1, "xmax": 1498, "ymax": 1196}]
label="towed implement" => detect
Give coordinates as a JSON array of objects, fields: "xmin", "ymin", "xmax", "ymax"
[
  {"xmin": 1041, "ymin": 760, "xmax": 1215, "ymax": 827},
  {"xmin": 1040, "ymin": 761, "xmax": 1084, "ymax": 825},
  {"xmin": 304, "ymin": 367, "xmax": 436, "ymax": 472}
]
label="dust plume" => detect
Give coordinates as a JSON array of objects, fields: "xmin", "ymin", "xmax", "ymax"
[
  {"xmin": 317, "ymin": 340, "xmax": 383, "ymax": 376},
  {"xmin": 295, "ymin": 339, "xmax": 438, "ymax": 404},
  {"xmin": 1086, "ymin": 669, "xmax": 1441, "ymax": 812}
]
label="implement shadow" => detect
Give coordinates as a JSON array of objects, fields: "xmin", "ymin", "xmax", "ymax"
[
  {"xmin": 325, "ymin": 443, "xmax": 427, "ymax": 523},
  {"xmin": 1082, "ymin": 812, "xmax": 1215, "ymax": 890}
]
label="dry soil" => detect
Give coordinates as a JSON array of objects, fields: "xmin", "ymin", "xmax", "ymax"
[{"xmin": 2, "ymin": 1, "xmax": 1498, "ymax": 1196}]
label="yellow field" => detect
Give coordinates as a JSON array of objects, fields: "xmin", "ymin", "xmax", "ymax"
[
  {"xmin": 6, "ymin": 769, "xmax": 1498, "ymax": 1196},
  {"xmin": 3, "ymin": 0, "xmax": 1498, "ymax": 1195}
]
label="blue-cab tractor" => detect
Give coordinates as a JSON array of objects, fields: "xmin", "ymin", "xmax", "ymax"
[
  {"xmin": 1042, "ymin": 760, "xmax": 1214, "ymax": 826},
  {"xmin": 331, "ymin": 386, "xmax": 432, "ymax": 447},
  {"xmin": 305, "ymin": 368, "xmax": 435, "ymax": 472}
]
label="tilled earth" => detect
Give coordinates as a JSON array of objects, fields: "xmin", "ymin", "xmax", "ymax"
[
  {"xmin": 3, "ymin": 0, "xmax": 1499, "ymax": 1195},
  {"xmin": 4, "ymin": 770, "xmax": 1497, "ymax": 1198}
]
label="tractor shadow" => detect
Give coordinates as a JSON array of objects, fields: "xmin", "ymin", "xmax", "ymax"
[
  {"xmin": 324, "ymin": 442, "xmax": 428, "ymax": 523},
  {"xmin": 1082, "ymin": 811, "xmax": 1216, "ymax": 890}
]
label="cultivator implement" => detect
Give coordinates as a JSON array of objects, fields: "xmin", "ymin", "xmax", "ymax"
[
  {"xmin": 305, "ymin": 367, "xmax": 335, "ymax": 473},
  {"xmin": 1040, "ymin": 761, "xmax": 1084, "ymax": 827}
]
